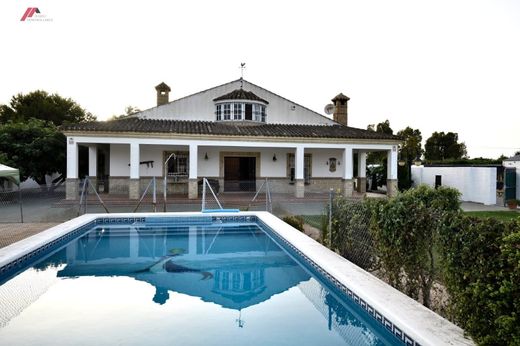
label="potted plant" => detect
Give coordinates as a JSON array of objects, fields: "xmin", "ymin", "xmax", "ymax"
[{"xmin": 506, "ymin": 199, "xmax": 519, "ymax": 210}]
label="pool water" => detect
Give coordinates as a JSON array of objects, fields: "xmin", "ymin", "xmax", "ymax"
[{"xmin": 0, "ymin": 222, "xmax": 400, "ymax": 345}]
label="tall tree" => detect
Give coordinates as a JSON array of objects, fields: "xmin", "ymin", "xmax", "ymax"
[
  {"xmin": 366, "ymin": 120, "xmax": 394, "ymax": 188},
  {"xmin": 397, "ymin": 127, "xmax": 423, "ymax": 162},
  {"xmin": 0, "ymin": 90, "xmax": 95, "ymax": 125},
  {"xmin": 424, "ymin": 132, "xmax": 467, "ymax": 161},
  {"xmin": 396, "ymin": 127, "xmax": 423, "ymax": 190},
  {"xmin": 0, "ymin": 119, "xmax": 66, "ymax": 186}
]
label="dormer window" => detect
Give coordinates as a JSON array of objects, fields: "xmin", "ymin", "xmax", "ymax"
[{"xmin": 213, "ymin": 88, "xmax": 269, "ymax": 123}]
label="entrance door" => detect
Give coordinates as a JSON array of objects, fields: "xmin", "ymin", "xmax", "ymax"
[
  {"xmin": 505, "ymin": 168, "xmax": 516, "ymax": 205},
  {"xmin": 224, "ymin": 157, "xmax": 256, "ymax": 191}
]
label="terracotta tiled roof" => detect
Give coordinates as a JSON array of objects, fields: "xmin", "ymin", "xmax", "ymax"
[
  {"xmin": 61, "ymin": 118, "xmax": 400, "ymax": 140},
  {"xmin": 213, "ymin": 89, "xmax": 269, "ymax": 104}
]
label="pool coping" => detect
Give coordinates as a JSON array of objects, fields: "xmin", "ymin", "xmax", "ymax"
[{"xmin": 0, "ymin": 212, "xmax": 474, "ymax": 346}]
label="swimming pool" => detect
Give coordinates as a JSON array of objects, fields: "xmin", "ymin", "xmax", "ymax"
[{"xmin": 0, "ymin": 212, "xmax": 472, "ymax": 346}]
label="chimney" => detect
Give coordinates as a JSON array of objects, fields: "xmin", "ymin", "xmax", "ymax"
[
  {"xmin": 331, "ymin": 93, "xmax": 350, "ymax": 126},
  {"xmin": 155, "ymin": 82, "xmax": 171, "ymax": 106}
]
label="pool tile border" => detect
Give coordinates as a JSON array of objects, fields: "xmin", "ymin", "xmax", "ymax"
[{"xmin": 256, "ymin": 218, "xmax": 420, "ymax": 346}]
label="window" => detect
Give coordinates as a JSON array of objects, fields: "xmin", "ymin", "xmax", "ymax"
[
  {"xmin": 166, "ymin": 151, "xmax": 189, "ymax": 176},
  {"xmin": 215, "ymin": 104, "xmax": 222, "ymax": 121},
  {"xmin": 223, "ymin": 104, "xmax": 231, "ymax": 120},
  {"xmin": 287, "ymin": 153, "xmax": 312, "ymax": 184},
  {"xmin": 253, "ymin": 104, "xmax": 261, "ymax": 122},
  {"xmin": 245, "ymin": 103, "xmax": 253, "ymax": 120},
  {"xmin": 215, "ymin": 102, "xmax": 266, "ymax": 122},
  {"xmin": 233, "ymin": 103, "xmax": 242, "ymax": 120}
]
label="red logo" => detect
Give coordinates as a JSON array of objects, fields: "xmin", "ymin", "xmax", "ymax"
[{"xmin": 20, "ymin": 7, "xmax": 40, "ymax": 21}]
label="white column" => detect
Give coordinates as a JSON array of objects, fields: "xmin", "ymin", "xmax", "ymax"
[
  {"xmin": 387, "ymin": 147, "xmax": 398, "ymax": 180},
  {"xmin": 342, "ymin": 147, "xmax": 353, "ymax": 179},
  {"xmin": 358, "ymin": 151, "xmax": 367, "ymax": 178},
  {"xmin": 188, "ymin": 144, "xmax": 198, "ymax": 199},
  {"xmin": 295, "ymin": 146, "xmax": 304, "ymax": 180},
  {"xmin": 88, "ymin": 145, "xmax": 97, "ymax": 177},
  {"xmin": 130, "ymin": 143, "xmax": 140, "ymax": 179},
  {"xmin": 66, "ymin": 138, "xmax": 78, "ymax": 179},
  {"xmin": 189, "ymin": 144, "xmax": 198, "ymax": 179}
]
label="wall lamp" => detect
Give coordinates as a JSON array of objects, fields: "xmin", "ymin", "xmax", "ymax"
[
  {"xmin": 204, "ymin": 152, "xmax": 209, "ymax": 160},
  {"xmin": 272, "ymin": 154, "xmax": 277, "ymax": 162}
]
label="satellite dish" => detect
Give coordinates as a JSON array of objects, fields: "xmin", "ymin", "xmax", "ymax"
[{"xmin": 324, "ymin": 104, "xmax": 336, "ymax": 115}]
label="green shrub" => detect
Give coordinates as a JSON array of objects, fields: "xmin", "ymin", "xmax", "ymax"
[
  {"xmin": 438, "ymin": 215, "xmax": 520, "ymax": 345},
  {"xmin": 282, "ymin": 215, "xmax": 304, "ymax": 232},
  {"xmin": 369, "ymin": 185, "xmax": 460, "ymax": 307}
]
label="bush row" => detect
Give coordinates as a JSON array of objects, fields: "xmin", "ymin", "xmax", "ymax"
[{"xmin": 329, "ymin": 185, "xmax": 519, "ymax": 345}]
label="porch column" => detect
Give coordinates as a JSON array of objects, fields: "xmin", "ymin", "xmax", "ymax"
[
  {"xmin": 66, "ymin": 137, "xmax": 78, "ymax": 200},
  {"xmin": 387, "ymin": 146, "xmax": 398, "ymax": 197},
  {"xmin": 188, "ymin": 144, "xmax": 198, "ymax": 199},
  {"xmin": 295, "ymin": 145, "xmax": 304, "ymax": 198},
  {"xmin": 357, "ymin": 151, "xmax": 367, "ymax": 194},
  {"xmin": 129, "ymin": 142, "xmax": 140, "ymax": 199},
  {"xmin": 342, "ymin": 147, "xmax": 354, "ymax": 197},
  {"xmin": 88, "ymin": 145, "xmax": 98, "ymax": 189}
]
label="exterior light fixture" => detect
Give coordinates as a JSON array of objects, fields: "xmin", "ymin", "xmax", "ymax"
[
  {"xmin": 272, "ymin": 154, "xmax": 277, "ymax": 162},
  {"xmin": 204, "ymin": 153, "xmax": 209, "ymax": 160}
]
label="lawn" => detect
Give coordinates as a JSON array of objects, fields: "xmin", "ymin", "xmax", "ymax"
[{"xmin": 464, "ymin": 211, "xmax": 520, "ymax": 221}]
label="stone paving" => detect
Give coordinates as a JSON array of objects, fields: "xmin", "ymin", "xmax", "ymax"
[{"xmin": 0, "ymin": 223, "xmax": 58, "ymax": 249}]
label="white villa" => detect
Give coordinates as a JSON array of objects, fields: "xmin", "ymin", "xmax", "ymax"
[{"xmin": 61, "ymin": 79, "xmax": 400, "ymax": 200}]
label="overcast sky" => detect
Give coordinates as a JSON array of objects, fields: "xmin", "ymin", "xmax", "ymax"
[{"xmin": 1, "ymin": 0, "xmax": 519, "ymax": 158}]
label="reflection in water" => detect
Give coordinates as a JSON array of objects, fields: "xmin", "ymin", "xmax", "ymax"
[
  {"xmin": 49, "ymin": 225, "xmax": 311, "ymax": 310},
  {"xmin": 0, "ymin": 224, "xmax": 398, "ymax": 345}
]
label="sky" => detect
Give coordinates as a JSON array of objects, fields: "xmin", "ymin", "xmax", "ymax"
[{"xmin": 1, "ymin": 0, "xmax": 519, "ymax": 159}]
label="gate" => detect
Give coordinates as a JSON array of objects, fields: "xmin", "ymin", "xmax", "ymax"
[{"xmin": 504, "ymin": 167, "xmax": 516, "ymax": 205}]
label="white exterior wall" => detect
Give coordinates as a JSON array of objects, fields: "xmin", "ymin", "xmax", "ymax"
[
  {"xmin": 306, "ymin": 149, "xmax": 344, "ymax": 178},
  {"xmin": 412, "ymin": 166, "xmax": 497, "ymax": 205},
  {"xmin": 110, "ymin": 144, "xmax": 130, "ymax": 176},
  {"xmin": 107, "ymin": 145, "xmax": 368, "ymax": 180},
  {"xmin": 138, "ymin": 80, "xmax": 335, "ymax": 125},
  {"xmin": 503, "ymin": 160, "xmax": 520, "ymax": 199}
]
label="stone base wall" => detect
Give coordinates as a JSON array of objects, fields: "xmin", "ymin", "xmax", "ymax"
[
  {"xmin": 295, "ymin": 179, "xmax": 305, "ymax": 198},
  {"xmin": 104, "ymin": 177, "xmax": 354, "ymax": 197},
  {"xmin": 188, "ymin": 179, "xmax": 197, "ymax": 199},
  {"xmin": 65, "ymin": 179, "xmax": 78, "ymax": 200},
  {"xmin": 108, "ymin": 177, "xmax": 130, "ymax": 195},
  {"xmin": 357, "ymin": 177, "xmax": 367, "ymax": 194},
  {"xmin": 129, "ymin": 179, "xmax": 140, "ymax": 200},
  {"xmin": 387, "ymin": 179, "xmax": 398, "ymax": 197},
  {"xmin": 342, "ymin": 179, "xmax": 354, "ymax": 197}
]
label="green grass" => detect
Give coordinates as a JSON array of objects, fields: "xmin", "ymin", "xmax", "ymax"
[{"xmin": 464, "ymin": 211, "xmax": 520, "ymax": 221}]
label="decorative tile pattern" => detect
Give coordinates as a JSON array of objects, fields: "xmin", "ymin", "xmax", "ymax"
[{"xmin": 0, "ymin": 221, "xmax": 96, "ymax": 280}]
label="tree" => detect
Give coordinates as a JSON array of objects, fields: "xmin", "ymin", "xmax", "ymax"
[
  {"xmin": 367, "ymin": 119, "xmax": 393, "ymax": 135},
  {"xmin": 424, "ymin": 132, "xmax": 467, "ymax": 161},
  {"xmin": 366, "ymin": 120, "xmax": 394, "ymax": 188},
  {"xmin": 109, "ymin": 105, "xmax": 141, "ymax": 120},
  {"xmin": 396, "ymin": 127, "xmax": 423, "ymax": 190},
  {"xmin": 0, "ymin": 119, "xmax": 66, "ymax": 186},
  {"xmin": 0, "ymin": 90, "xmax": 95, "ymax": 126}
]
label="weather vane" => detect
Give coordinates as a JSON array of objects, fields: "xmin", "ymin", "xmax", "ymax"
[{"xmin": 240, "ymin": 62, "xmax": 246, "ymax": 88}]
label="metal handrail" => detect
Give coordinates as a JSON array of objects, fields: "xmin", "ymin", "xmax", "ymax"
[
  {"xmin": 78, "ymin": 177, "xmax": 109, "ymax": 216},
  {"xmin": 133, "ymin": 177, "xmax": 157, "ymax": 212},
  {"xmin": 201, "ymin": 177, "xmax": 223, "ymax": 211}
]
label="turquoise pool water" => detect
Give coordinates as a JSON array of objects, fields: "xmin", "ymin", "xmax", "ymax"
[{"xmin": 0, "ymin": 220, "xmax": 401, "ymax": 345}]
